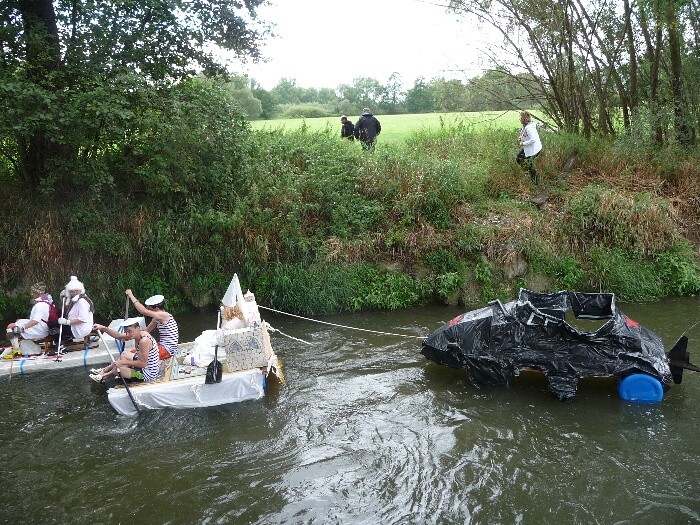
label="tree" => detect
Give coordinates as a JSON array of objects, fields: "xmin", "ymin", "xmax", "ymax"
[
  {"xmin": 378, "ymin": 72, "xmax": 405, "ymax": 114},
  {"xmin": 337, "ymin": 77, "xmax": 384, "ymax": 110},
  {"xmin": 221, "ymin": 74, "xmax": 263, "ymax": 119},
  {"xmin": 432, "ymin": 78, "xmax": 470, "ymax": 112},
  {"xmin": 250, "ymin": 80, "xmax": 279, "ymax": 119},
  {"xmin": 1, "ymin": 0, "xmax": 268, "ymax": 189},
  {"xmin": 405, "ymin": 77, "xmax": 435, "ymax": 113},
  {"xmin": 447, "ymin": 0, "xmax": 700, "ymax": 144},
  {"xmin": 270, "ymin": 78, "xmax": 303, "ymax": 104}
]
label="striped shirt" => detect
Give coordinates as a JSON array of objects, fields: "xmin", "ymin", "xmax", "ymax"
[
  {"xmin": 156, "ymin": 314, "xmax": 179, "ymax": 356},
  {"xmin": 136, "ymin": 333, "xmax": 161, "ymax": 381}
]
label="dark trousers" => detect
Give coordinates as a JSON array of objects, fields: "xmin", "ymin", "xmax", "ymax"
[{"xmin": 516, "ymin": 149, "xmax": 540, "ymax": 185}]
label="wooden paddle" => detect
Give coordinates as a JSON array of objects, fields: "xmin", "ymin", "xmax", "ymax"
[
  {"xmin": 205, "ymin": 309, "xmax": 222, "ymax": 384},
  {"xmin": 97, "ymin": 329, "xmax": 140, "ymax": 414}
]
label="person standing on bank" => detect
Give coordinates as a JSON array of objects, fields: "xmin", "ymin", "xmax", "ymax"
[
  {"xmin": 340, "ymin": 115, "xmax": 354, "ymax": 140},
  {"xmin": 354, "ymin": 108, "xmax": 381, "ymax": 151},
  {"xmin": 516, "ymin": 111, "xmax": 543, "ymax": 185}
]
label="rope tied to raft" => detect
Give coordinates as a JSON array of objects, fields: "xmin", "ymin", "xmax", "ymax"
[{"xmin": 259, "ymin": 305, "xmax": 427, "ymax": 340}]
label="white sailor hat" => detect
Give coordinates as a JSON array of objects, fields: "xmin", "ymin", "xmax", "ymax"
[
  {"xmin": 144, "ymin": 294, "xmax": 165, "ymax": 306},
  {"xmin": 119, "ymin": 317, "xmax": 142, "ymax": 328}
]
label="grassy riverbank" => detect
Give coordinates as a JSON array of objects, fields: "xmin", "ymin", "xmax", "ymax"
[{"xmin": 1, "ymin": 116, "xmax": 699, "ymax": 318}]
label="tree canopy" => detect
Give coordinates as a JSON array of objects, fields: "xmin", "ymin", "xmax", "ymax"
[{"xmin": 0, "ymin": 0, "xmax": 269, "ymax": 189}]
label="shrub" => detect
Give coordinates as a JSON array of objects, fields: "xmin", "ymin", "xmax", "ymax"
[{"xmin": 280, "ymin": 104, "xmax": 333, "ymax": 119}]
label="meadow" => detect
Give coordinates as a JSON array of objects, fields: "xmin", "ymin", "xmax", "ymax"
[{"xmin": 250, "ymin": 111, "xmax": 528, "ymax": 145}]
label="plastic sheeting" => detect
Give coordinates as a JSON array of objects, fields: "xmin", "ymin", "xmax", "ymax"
[
  {"xmin": 107, "ymin": 368, "xmax": 266, "ymax": 416},
  {"xmin": 421, "ymin": 289, "xmax": 672, "ymax": 400}
]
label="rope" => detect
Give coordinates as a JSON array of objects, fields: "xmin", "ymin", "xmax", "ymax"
[
  {"xmin": 683, "ymin": 317, "xmax": 700, "ymax": 337},
  {"xmin": 265, "ymin": 325, "xmax": 312, "ymax": 345},
  {"xmin": 260, "ymin": 305, "xmax": 426, "ymax": 340}
]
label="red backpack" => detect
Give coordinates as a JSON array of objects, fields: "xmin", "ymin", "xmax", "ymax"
[
  {"xmin": 37, "ymin": 298, "xmax": 60, "ymax": 324},
  {"xmin": 47, "ymin": 302, "xmax": 59, "ymax": 323}
]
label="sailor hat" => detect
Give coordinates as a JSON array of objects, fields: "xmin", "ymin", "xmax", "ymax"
[
  {"xmin": 119, "ymin": 317, "xmax": 142, "ymax": 328},
  {"xmin": 144, "ymin": 295, "xmax": 165, "ymax": 306}
]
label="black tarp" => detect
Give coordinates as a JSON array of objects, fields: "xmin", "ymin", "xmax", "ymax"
[{"xmin": 421, "ymin": 289, "xmax": 672, "ymax": 400}]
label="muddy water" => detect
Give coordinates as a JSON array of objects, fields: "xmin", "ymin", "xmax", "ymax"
[{"xmin": 0, "ymin": 297, "xmax": 698, "ymax": 524}]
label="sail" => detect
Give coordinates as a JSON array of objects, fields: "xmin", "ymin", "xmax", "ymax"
[{"xmin": 221, "ymin": 274, "xmax": 244, "ymax": 307}]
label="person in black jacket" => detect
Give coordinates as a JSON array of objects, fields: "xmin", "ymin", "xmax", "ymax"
[
  {"xmin": 340, "ymin": 115, "xmax": 354, "ymax": 140},
  {"xmin": 354, "ymin": 108, "xmax": 381, "ymax": 150}
]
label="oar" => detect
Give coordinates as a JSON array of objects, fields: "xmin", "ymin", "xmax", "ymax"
[
  {"xmin": 116, "ymin": 295, "xmax": 129, "ymax": 354},
  {"xmin": 205, "ymin": 309, "xmax": 222, "ymax": 384},
  {"xmin": 97, "ymin": 329, "xmax": 140, "ymax": 415},
  {"xmin": 55, "ymin": 294, "xmax": 67, "ymax": 361}
]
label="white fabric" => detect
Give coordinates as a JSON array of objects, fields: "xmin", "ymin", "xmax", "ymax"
[
  {"xmin": 520, "ymin": 121, "xmax": 542, "ymax": 157},
  {"xmin": 15, "ymin": 301, "xmax": 50, "ymax": 339},
  {"xmin": 242, "ymin": 293, "xmax": 261, "ymax": 324},
  {"xmin": 184, "ymin": 330, "xmax": 225, "ymax": 367},
  {"xmin": 68, "ymin": 296, "xmax": 93, "ymax": 339},
  {"xmin": 222, "ymin": 274, "xmax": 244, "ymax": 308},
  {"xmin": 65, "ymin": 275, "xmax": 85, "ymax": 293},
  {"xmin": 107, "ymin": 368, "xmax": 266, "ymax": 416}
]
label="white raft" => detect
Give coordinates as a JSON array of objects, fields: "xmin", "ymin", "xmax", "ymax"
[
  {"xmin": 107, "ymin": 274, "xmax": 284, "ymax": 416},
  {"xmin": 0, "ymin": 318, "xmax": 145, "ymax": 378}
]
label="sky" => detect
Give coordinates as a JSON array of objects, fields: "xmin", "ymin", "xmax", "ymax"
[{"xmin": 231, "ymin": 0, "xmax": 491, "ymax": 91}]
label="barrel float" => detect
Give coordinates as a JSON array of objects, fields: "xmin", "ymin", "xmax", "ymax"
[{"xmin": 618, "ymin": 374, "xmax": 664, "ymax": 403}]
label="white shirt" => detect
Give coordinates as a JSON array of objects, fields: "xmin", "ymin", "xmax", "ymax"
[
  {"xmin": 520, "ymin": 121, "xmax": 542, "ymax": 157},
  {"xmin": 67, "ymin": 297, "xmax": 94, "ymax": 339},
  {"xmin": 16, "ymin": 301, "xmax": 50, "ymax": 339}
]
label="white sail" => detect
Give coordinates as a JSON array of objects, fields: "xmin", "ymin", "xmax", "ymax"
[{"xmin": 221, "ymin": 274, "xmax": 244, "ymax": 307}]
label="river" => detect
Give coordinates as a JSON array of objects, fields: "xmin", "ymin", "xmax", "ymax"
[{"xmin": 1, "ymin": 297, "xmax": 699, "ymax": 524}]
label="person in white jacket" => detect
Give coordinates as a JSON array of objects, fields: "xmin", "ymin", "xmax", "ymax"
[
  {"xmin": 516, "ymin": 111, "xmax": 543, "ymax": 185},
  {"xmin": 57, "ymin": 276, "xmax": 94, "ymax": 344}
]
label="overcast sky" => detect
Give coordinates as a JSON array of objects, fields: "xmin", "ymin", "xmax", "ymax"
[{"xmin": 231, "ymin": 0, "xmax": 491, "ymax": 90}]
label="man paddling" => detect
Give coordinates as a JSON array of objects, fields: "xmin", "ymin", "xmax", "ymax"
[{"xmin": 90, "ymin": 318, "xmax": 159, "ymax": 383}]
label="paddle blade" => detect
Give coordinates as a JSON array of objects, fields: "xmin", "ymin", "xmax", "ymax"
[
  {"xmin": 205, "ymin": 359, "xmax": 223, "ymax": 384},
  {"xmin": 667, "ymin": 336, "xmax": 688, "ymax": 384}
]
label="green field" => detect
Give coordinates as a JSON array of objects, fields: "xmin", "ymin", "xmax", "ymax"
[{"xmin": 249, "ymin": 111, "xmax": 525, "ymax": 144}]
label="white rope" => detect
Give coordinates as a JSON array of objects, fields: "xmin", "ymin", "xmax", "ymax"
[
  {"xmin": 266, "ymin": 326, "xmax": 312, "ymax": 345},
  {"xmin": 683, "ymin": 317, "xmax": 700, "ymax": 336},
  {"xmin": 260, "ymin": 305, "xmax": 426, "ymax": 339}
]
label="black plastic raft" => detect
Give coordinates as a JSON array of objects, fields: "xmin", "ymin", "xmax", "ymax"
[{"xmin": 421, "ymin": 289, "xmax": 696, "ymax": 402}]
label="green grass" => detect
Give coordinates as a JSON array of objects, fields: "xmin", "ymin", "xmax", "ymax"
[{"xmin": 249, "ymin": 111, "xmax": 525, "ymax": 145}]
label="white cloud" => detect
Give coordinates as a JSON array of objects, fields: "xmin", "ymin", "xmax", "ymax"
[{"xmin": 231, "ymin": 0, "xmax": 491, "ymax": 90}]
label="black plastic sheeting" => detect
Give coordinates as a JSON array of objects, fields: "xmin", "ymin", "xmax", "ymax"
[{"xmin": 421, "ymin": 289, "xmax": 672, "ymax": 400}]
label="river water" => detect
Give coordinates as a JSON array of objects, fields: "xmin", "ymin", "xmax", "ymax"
[{"xmin": 1, "ymin": 297, "xmax": 699, "ymax": 524}]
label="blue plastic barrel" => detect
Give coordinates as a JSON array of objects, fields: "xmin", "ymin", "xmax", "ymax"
[{"xmin": 618, "ymin": 374, "xmax": 664, "ymax": 403}]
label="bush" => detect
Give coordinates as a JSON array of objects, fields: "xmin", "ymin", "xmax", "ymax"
[{"xmin": 280, "ymin": 104, "xmax": 333, "ymax": 119}]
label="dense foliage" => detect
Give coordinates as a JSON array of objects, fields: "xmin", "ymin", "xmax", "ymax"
[
  {"xmin": 1, "ymin": 2, "xmax": 698, "ymax": 320},
  {"xmin": 1, "ymin": 104, "xmax": 698, "ymax": 317},
  {"xmin": 0, "ymin": 0, "xmax": 268, "ymax": 188}
]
